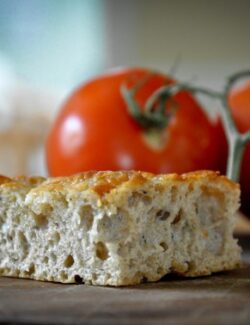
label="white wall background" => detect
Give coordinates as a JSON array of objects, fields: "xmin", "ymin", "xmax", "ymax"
[{"xmin": 104, "ymin": 0, "xmax": 250, "ymax": 90}]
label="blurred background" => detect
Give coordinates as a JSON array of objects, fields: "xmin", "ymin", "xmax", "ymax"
[{"xmin": 0, "ymin": 0, "xmax": 249, "ymax": 176}]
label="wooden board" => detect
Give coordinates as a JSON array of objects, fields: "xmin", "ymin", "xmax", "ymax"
[{"xmin": 1, "ymin": 238, "xmax": 250, "ymax": 325}]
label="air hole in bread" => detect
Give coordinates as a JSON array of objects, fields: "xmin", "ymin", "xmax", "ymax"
[
  {"xmin": 128, "ymin": 191, "xmax": 152, "ymax": 207},
  {"xmin": 172, "ymin": 209, "xmax": 183, "ymax": 224},
  {"xmin": 28, "ymin": 263, "xmax": 35, "ymax": 275},
  {"xmin": 129, "ymin": 259, "xmax": 136, "ymax": 268},
  {"xmin": 64, "ymin": 255, "xmax": 74, "ymax": 268},
  {"xmin": 142, "ymin": 192, "xmax": 152, "ymax": 205},
  {"xmin": 34, "ymin": 214, "xmax": 48, "ymax": 228},
  {"xmin": 74, "ymin": 274, "xmax": 84, "ymax": 283},
  {"xmin": 154, "ymin": 183, "xmax": 164, "ymax": 192},
  {"xmin": 50, "ymin": 252, "xmax": 57, "ymax": 262},
  {"xmin": 141, "ymin": 276, "xmax": 148, "ymax": 283},
  {"xmin": 7, "ymin": 233, "xmax": 13, "ymax": 241},
  {"xmin": 23, "ymin": 263, "xmax": 35, "ymax": 276},
  {"xmin": 18, "ymin": 231, "xmax": 27, "ymax": 244},
  {"xmin": 171, "ymin": 186, "xmax": 177, "ymax": 200},
  {"xmin": 95, "ymin": 241, "xmax": 109, "ymax": 260},
  {"xmin": 187, "ymin": 261, "xmax": 196, "ymax": 272},
  {"xmin": 60, "ymin": 271, "xmax": 68, "ymax": 280},
  {"xmin": 18, "ymin": 231, "xmax": 29, "ymax": 259},
  {"xmin": 42, "ymin": 271, "xmax": 48, "ymax": 278},
  {"xmin": 97, "ymin": 214, "xmax": 111, "ymax": 232},
  {"xmin": 30, "ymin": 231, "xmax": 36, "ymax": 240},
  {"xmin": 40, "ymin": 203, "xmax": 53, "ymax": 213},
  {"xmin": 145, "ymin": 255, "xmax": 156, "ymax": 267},
  {"xmin": 135, "ymin": 272, "xmax": 147, "ymax": 283},
  {"xmin": 105, "ymin": 273, "xmax": 111, "ymax": 281},
  {"xmin": 156, "ymin": 210, "xmax": 170, "ymax": 221},
  {"xmin": 50, "ymin": 231, "xmax": 60, "ymax": 243},
  {"xmin": 14, "ymin": 215, "xmax": 20, "ymax": 224},
  {"xmin": 79, "ymin": 205, "xmax": 94, "ymax": 230},
  {"xmin": 43, "ymin": 256, "xmax": 49, "ymax": 264},
  {"xmin": 159, "ymin": 242, "xmax": 168, "ymax": 251},
  {"xmin": 157, "ymin": 267, "xmax": 164, "ymax": 274}
]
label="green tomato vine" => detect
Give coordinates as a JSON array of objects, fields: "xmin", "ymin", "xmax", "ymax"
[{"xmin": 121, "ymin": 70, "xmax": 250, "ymax": 182}]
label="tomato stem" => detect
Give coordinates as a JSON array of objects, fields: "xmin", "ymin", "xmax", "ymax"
[
  {"xmin": 143, "ymin": 70, "xmax": 250, "ymax": 182},
  {"xmin": 227, "ymin": 136, "xmax": 245, "ymax": 181},
  {"xmin": 121, "ymin": 76, "xmax": 176, "ymax": 130},
  {"xmin": 121, "ymin": 84, "xmax": 168, "ymax": 129}
]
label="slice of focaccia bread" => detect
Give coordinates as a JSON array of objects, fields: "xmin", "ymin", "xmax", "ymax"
[{"xmin": 0, "ymin": 171, "xmax": 241, "ymax": 286}]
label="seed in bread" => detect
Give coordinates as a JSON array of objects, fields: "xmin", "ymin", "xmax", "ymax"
[{"xmin": 0, "ymin": 170, "xmax": 241, "ymax": 286}]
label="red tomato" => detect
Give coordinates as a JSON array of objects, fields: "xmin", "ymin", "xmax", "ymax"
[
  {"xmin": 46, "ymin": 68, "xmax": 221, "ymax": 177},
  {"xmin": 229, "ymin": 82, "xmax": 250, "ymax": 216}
]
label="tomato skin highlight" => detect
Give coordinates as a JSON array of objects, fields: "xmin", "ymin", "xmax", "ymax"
[{"xmin": 46, "ymin": 68, "xmax": 221, "ymax": 178}]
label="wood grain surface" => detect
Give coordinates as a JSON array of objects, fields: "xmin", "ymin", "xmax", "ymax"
[{"xmin": 1, "ymin": 237, "xmax": 250, "ymax": 325}]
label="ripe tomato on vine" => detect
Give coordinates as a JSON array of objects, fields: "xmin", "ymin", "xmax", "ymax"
[
  {"xmin": 229, "ymin": 82, "xmax": 250, "ymax": 215},
  {"xmin": 46, "ymin": 68, "xmax": 221, "ymax": 177}
]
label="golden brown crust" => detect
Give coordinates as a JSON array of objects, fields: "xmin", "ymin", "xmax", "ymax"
[
  {"xmin": 0, "ymin": 170, "xmax": 239, "ymax": 196},
  {"xmin": 13, "ymin": 176, "xmax": 46, "ymax": 186},
  {"xmin": 0, "ymin": 175, "xmax": 12, "ymax": 185},
  {"xmin": 0, "ymin": 175, "xmax": 46, "ymax": 190}
]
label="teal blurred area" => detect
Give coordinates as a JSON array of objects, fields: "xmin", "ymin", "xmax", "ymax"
[
  {"xmin": 0, "ymin": 0, "xmax": 106, "ymax": 93},
  {"xmin": 0, "ymin": 0, "xmax": 107, "ymax": 175}
]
